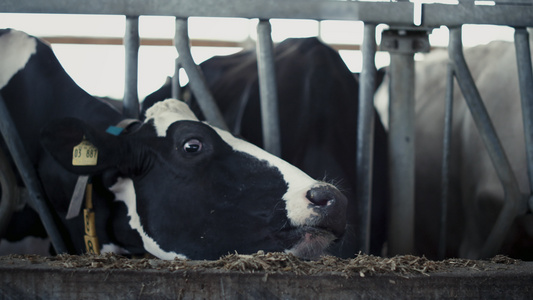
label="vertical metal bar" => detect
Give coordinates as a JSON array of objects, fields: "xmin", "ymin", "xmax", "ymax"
[
  {"xmin": 256, "ymin": 20, "xmax": 281, "ymax": 156},
  {"xmin": 0, "ymin": 94, "xmax": 68, "ymax": 254},
  {"xmin": 514, "ymin": 27, "xmax": 533, "ymax": 212},
  {"xmin": 355, "ymin": 23, "xmax": 377, "ymax": 254},
  {"xmin": 0, "ymin": 146, "xmax": 18, "ymax": 237},
  {"xmin": 387, "ymin": 44, "xmax": 415, "ymax": 256},
  {"xmin": 449, "ymin": 27, "xmax": 525, "ymax": 258},
  {"xmin": 439, "ymin": 62, "xmax": 455, "ymax": 259},
  {"xmin": 172, "ymin": 62, "xmax": 182, "ymax": 100},
  {"xmin": 174, "ymin": 18, "xmax": 228, "ymax": 131},
  {"xmin": 124, "ymin": 16, "xmax": 140, "ymax": 119}
]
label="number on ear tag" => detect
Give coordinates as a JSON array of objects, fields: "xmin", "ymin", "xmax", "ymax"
[{"xmin": 72, "ymin": 139, "xmax": 98, "ymax": 166}]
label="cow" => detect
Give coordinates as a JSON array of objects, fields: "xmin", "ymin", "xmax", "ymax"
[
  {"xmin": 0, "ymin": 28, "xmax": 349, "ymax": 260},
  {"xmin": 143, "ymin": 37, "xmax": 390, "ymax": 257},
  {"xmin": 375, "ymin": 39, "xmax": 533, "ymax": 260}
]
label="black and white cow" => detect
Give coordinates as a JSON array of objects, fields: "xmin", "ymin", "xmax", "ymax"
[
  {"xmin": 0, "ymin": 29, "xmax": 348, "ymax": 260},
  {"xmin": 143, "ymin": 37, "xmax": 390, "ymax": 257},
  {"xmin": 376, "ymin": 39, "xmax": 533, "ymax": 260}
]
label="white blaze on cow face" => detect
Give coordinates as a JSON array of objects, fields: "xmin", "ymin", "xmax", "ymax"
[
  {"xmin": 0, "ymin": 29, "xmax": 37, "ymax": 89},
  {"xmin": 109, "ymin": 177, "xmax": 188, "ymax": 260},
  {"xmin": 144, "ymin": 99, "xmax": 322, "ymax": 228},
  {"xmin": 144, "ymin": 99, "xmax": 200, "ymax": 136}
]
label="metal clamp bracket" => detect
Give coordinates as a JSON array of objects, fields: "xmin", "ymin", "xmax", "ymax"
[{"xmin": 380, "ymin": 29, "xmax": 431, "ymax": 54}]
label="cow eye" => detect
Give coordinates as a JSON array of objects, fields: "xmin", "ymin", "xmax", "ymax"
[{"xmin": 183, "ymin": 139, "xmax": 202, "ymax": 153}]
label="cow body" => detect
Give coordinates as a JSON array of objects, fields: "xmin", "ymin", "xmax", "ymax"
[
  {"xmin": 376, "ymin": 40, "xmax": 533, "ymax": 259},
  {"xmin": 144, "ymin": 37, "xmax": 389, "ymax": 257},
  {"xmin": 0, "ymin": 29, "xmax": 348, "ymax": 260}
]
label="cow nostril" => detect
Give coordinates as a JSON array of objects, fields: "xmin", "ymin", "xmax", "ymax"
[
  {"xmin": 306, "ymin": 188, "xmax": 335, "ymax": 207},
  {"xmin": 305, "ymin": 185, "xmax": 348, "ymax": 238}
]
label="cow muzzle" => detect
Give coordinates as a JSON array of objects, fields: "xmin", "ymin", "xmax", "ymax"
[
  {"xmin": 286, "ymin": 184, "xmax": 347, "ymax": 260},
  {"xmin": 305, "ymin": 184, "xmax": 347, "ymax": 238}
]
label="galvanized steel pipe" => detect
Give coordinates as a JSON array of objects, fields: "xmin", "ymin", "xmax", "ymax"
[
  {"xmin": 124, "ymin": 16, "xmax": 140, "ymax": 119},
  {"xmin": 174, "ymin": 18, "xmax": 228, "ymax": 130},
  {"xmin": 355, "ymin": 23, "xmax": 377, "ymax": 254},
  {"xmin": 256, "ymin": 20, "xmax": 281, "ymax": 156},
  {"xmin": 0, "ymin": 94, "xmax": 68, "ymax": 254},
  {"xmin": 0, "ymin": 146, "xmax": 18, "ymax": 237},
  {"xmin": 514, "ymin": 27, "xmax": 533, "ymax": 213},
  {"xmin": 439, "ymin": 62, "xmax": 455, "ymax": 259},
  {"xmin": 387, "ymin": 42, "xmax": 416, "ymax": 256},
  {"xmin": 449, "ymin": 27, "xmax": 525, "ymax": 258}
]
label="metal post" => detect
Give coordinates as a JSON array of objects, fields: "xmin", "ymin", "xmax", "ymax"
[
  {"xmin": 387, "ymin": 48, "xmax": 415, "ymax": 256},
  {"xmin": 124, "ymin": 16, "xmax": 140, "ymax": 119},
  {"xmin": 172, "ymin": 62, "xmax": 182, "ymax": 100},
  {"xmin": 381, "ymin": 28, "xmax": 429, "ymax": 256},
  {"xmin": 514, "ymin": 27, "xmax": 533, "ymax": 212},
  {"xmin": 439, "ymin": 62, "xmax": 455, "ymax": 259},
  {"xmin": 0, "ymin": 94, "xmax": 68, "ymax": 254},
  {"xmin": 355, "ymin": 23, "xmax": 377, "ymax": 254},
  {"xmin": 174, "ymin": 18, "xmax": 228, "ymax": 131},
  {"xmin": 256, "ymin": 20, "xmax": 281, "ymax": 156},
  {"xmin": 449, "ymin": 27, "xmax": 526, "ymax": 258},
  {"xmin": 0, "ymin": 146, "xmax": 18, "ymax": 237}
]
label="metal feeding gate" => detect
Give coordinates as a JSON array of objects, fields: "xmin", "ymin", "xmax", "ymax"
[{"xmin": 0, "ymin": 0, "xmax": 532, "ymax": 262}]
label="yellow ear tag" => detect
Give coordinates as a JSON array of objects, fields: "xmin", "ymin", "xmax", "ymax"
[{"xmin": 72, "ymin": 137, "xmax": 98, "ymax": 166}]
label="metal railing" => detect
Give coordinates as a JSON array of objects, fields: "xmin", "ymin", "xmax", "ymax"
[{"xmin": 0, "ymin": 0, "xmax": 532, "ymax": 258}]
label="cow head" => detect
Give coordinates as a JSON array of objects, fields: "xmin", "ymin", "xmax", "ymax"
[{"xmin": 41, "ymin": 99, "xmax": 347, "ymax": 260}]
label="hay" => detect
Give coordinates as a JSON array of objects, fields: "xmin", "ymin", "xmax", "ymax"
[{"xmin": 0, "ymin": 251, "xmax": 521, "ymax": 278}]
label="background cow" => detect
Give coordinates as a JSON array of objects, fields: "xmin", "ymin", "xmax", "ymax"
[
  {"xmin": 0, "ymin": 29, "xmax": 349, "ymax": 260},
  {"xmin": 376, "ymin": 39, "xmax": 533, "ymax": 260},
  {"xmin": 143, "ymin": 37, "xmax": 390, "ymax": 257}
]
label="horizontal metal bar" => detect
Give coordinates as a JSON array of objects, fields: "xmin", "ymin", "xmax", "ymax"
[
  {"xmin": 2, "ymin": 1, "xmax": 533, "ymax": 27},
  {"xmin": 422, "ymin": 3, "xmax": 533, "ymax": 27},
  {"xmin": 0, "ymin": 0, "xmax": 413, "ymax": 23},
  {"xmin": 39, "ymin": 36, "xmax": 366, "ymax": 53},
  {"xmin": 41, "ymin": 36, "xmax": 248, "ymax": 47}
]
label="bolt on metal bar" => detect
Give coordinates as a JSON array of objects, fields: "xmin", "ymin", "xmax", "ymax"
[
  {"xmin": 387, "ymin": 43, "xmax": 416, "ymax": 256},
  {"xmin": 174, "ymin": 18, "xmax": 228, "ymax": 131},
  {"xmin": 514, "ymin": 27, "xmax": 533, "ymax": 212},
  {"xmin": 124, "ymin": 16, "xmax": 140, "ymax": 119},
  {"xmin": 439, "ymin": 62, "xmax": 455, "ymax": 260},
  {"xmin": 355, "ymin": 23, "xmax": 377, "ymax": 254},
  {"xmin": 256, "ymin": 20, "xmax": 281, "ymax": 156},
  {"xmin": 0, "ymin": 94, "xmax": 68, "ymax": 254},
  {"xmin": 448, "ymin": 27, "xmax": 525, "ymax": 258}
]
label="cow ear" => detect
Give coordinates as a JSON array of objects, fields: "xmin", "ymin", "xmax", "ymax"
[{"xmin": 41, "ymin": 118, "xmax": 122, "ymax": 175}]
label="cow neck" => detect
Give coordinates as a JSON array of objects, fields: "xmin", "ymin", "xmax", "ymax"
[{"xmin": 63, "ymin": 118, "xmax": 140, "ymax": 255}]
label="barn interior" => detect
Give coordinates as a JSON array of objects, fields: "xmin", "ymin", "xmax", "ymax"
[{"xmin": 0, "ymin": 0, "xmax": 532, "ymax": 298}]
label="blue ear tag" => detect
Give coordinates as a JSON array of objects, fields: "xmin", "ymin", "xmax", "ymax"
[{"xmin": 106, "ymin": 126, "xmax": 124, "ymax": 136}]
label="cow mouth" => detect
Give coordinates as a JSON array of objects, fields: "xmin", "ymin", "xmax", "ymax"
[{"xmin": 285, "ymin": 226, "xmax": 338, "ymax": 260}]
